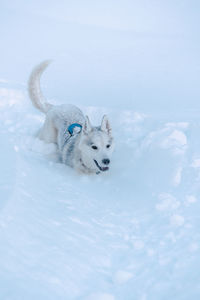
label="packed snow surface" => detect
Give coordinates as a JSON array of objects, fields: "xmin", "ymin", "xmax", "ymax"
[{"xmin": 1, "ymin": 1, "xmax": 200, "ymax": 299}]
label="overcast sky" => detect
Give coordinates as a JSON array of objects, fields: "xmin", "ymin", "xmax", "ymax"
[{"xmin": 0, "ymin": 1, "xmax": 200, "ymax": 112}]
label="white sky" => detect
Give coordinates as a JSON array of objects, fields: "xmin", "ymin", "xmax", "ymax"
[
  {"xmin": 2, "ymin": 0, "xmax": 200, "ymax": 35},
  {"xmin": 0, "ymin": 0, "xmax": 200, "ymax": 111}
]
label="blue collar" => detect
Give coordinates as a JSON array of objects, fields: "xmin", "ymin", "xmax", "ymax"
[{"xmin": 68, "ymin": 123, "xmax": 82, "ymax": 136}]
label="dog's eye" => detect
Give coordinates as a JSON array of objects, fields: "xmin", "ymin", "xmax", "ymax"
[
  {"xmin": 106, "ymin": 144, "xmax": 111, "ymax": 149},
  {"xmin": 91, "ymin": 145, "xmax": 98, "ymax": 150}
]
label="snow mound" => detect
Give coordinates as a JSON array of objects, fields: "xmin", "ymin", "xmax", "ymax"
[{"xmin": 0, "ymin": 84, "xmax": 200, "ymax": 300}]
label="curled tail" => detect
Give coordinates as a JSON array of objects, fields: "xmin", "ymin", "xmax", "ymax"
[{"xmin": 28, "ymin": 60, "xmax": 53, "ymax": 113}]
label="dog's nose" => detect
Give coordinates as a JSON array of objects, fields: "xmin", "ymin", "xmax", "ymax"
[{"xmin": 102, "ymin": 159, "xmax": 110, "ymax": 165}]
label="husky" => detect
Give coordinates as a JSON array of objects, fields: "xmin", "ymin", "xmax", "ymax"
[{"xmin": 28, "ymin": 60, "xmax": 114, "ymax": 174}]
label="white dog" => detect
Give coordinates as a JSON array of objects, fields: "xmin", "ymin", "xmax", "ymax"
[{"xmin": 28, "ymin": 61, "xmax": 114, "ymax": 174}]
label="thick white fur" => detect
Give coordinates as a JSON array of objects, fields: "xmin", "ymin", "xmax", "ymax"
[{"xmin": 28, "ymin": 61, "xmax": 114, "ymax": 174}]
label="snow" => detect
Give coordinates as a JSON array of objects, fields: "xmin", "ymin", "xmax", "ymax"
[
  {"xmin": 1, "ymin": 1, "xmax": 200, "ymax": 299},
  {"xmin": 87, "ymin": 293, "xmax": 115, "ymax": 300},
  {"xmin": 185, "ymin": 195, "xmax": 197, "ymax": 205},
  {"xmin": 191, "ymin": 159, "xmax": 200, "ymax": 168},
  {"xmin": 170, "ymin": 215, "xmax": 185, "ymax": 227},
  {"xmin": 113, "ymin": 270, "xmax": 133, "ymax": 284},
  {"xmin": 156, "ymin": 193, "xmax": 180, "ymax": 211}
]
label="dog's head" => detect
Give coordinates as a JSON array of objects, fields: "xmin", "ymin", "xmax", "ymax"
[{"xmin": 79, "ymin": 115, "xmax": 114, "ymax": 173}]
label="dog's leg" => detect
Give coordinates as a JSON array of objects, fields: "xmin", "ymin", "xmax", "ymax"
[{"xmin": 38, "ymin": 115, "xmax": 57, "ymax": 143}]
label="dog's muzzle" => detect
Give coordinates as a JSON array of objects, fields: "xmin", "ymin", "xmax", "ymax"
[{"xmin": 94, "ymin": 160, "xmax": 109, "ymax": 172}]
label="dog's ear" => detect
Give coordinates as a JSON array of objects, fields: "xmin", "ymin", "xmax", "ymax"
[
  {"xmin": 101, "ymin": 115, "xmax": 112, "ymax": 135},
  {"xmin": 83, "ymin": 116, "xmax": 92, "ymax": 134}
]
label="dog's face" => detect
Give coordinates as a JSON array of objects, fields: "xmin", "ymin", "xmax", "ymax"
[{"xmin": 79, "ymin": 115, "xmax": 114, "ymax": 173}]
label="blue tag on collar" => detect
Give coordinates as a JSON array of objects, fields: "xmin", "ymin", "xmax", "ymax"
[{"xmin": 68, "ymin": 123, "xmax": 82, "ymax": 135}]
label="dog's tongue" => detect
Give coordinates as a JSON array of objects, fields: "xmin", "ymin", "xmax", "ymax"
[
  {"xmin": 101, "ymin": 166, "xmax": 109, "ymax": 171},
  {"xmin": 94, "ymin": 160, "xmax": 109, "ymax": 172}
]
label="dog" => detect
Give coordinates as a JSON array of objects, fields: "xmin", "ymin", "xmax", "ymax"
[{"xmin": 28, "ymin": 60, "xmax": 114, "ymax": 174}]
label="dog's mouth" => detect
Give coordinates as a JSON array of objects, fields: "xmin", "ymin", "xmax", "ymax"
[{"xmin": 94, "ymin": 160, "xmax": 109, "ymax": 172}]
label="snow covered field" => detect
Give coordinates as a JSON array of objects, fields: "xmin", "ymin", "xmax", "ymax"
[{"xmin": 1, "ymin": 1, "xmax": 200, "ymax": 299}]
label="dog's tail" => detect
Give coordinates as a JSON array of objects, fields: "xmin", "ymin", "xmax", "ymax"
[{"xmin": 28, "ymin": 60, "xmax": 53, "ymax": 114}]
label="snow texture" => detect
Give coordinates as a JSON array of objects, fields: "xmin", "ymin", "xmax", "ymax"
[{"xmin": 0, "ymin": 1, "xmax": 200, "ymax": 299}]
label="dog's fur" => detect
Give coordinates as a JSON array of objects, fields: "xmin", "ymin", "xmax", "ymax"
[{"xmin": 28, "ymin": 60, "xmax": 114, "ymax": 174}]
